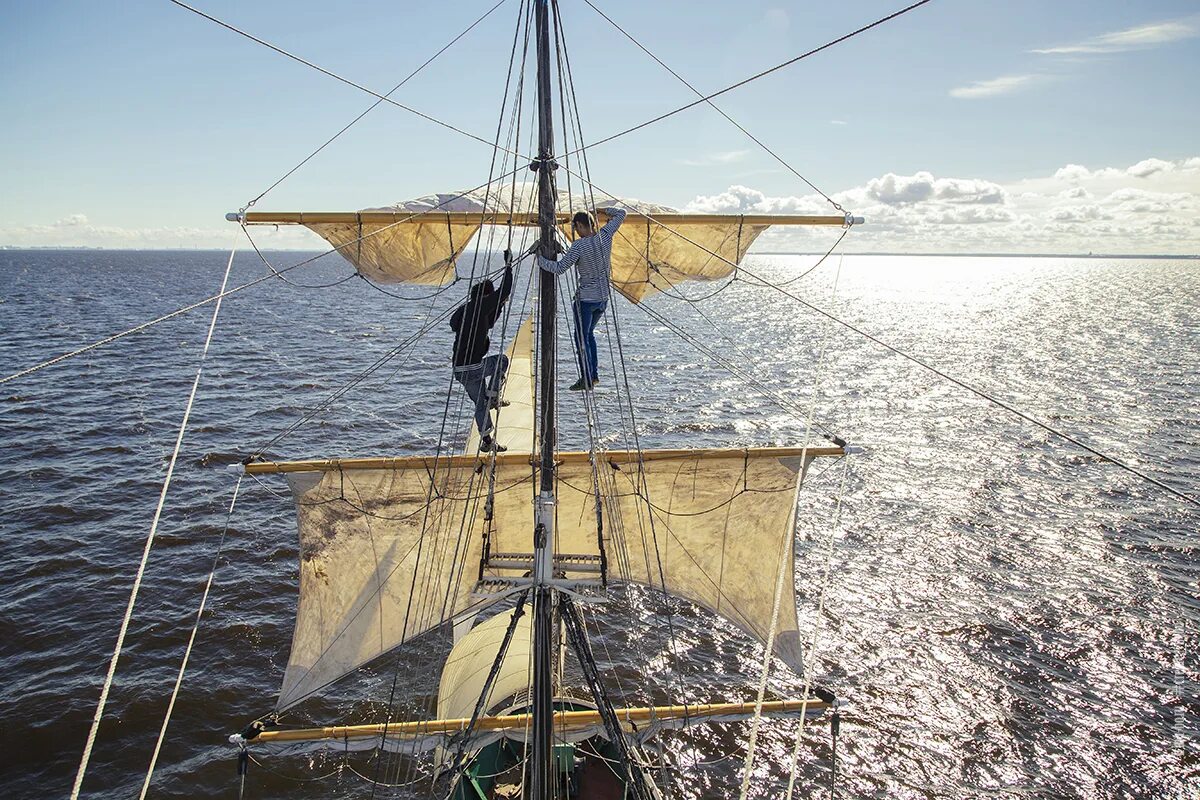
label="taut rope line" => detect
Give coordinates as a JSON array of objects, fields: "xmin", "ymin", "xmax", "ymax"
[
  {"xmin": 71, "ymin": 241, "xmax": 239, "ymax": 800},
  {"xmin": 165, "ymin": 0, "xmax": 533, "ymax": 165},
  {"xmin": 245, "ymin": 0, "xmax": 510, "ymax": 209},
  {"xmin": 0, "ymin": 166, "xmax": 530, "ymax": 387},
  {"xmin": 558, "ymin": 163, "xmax": 1200, "ymax": 509},
  {"xmin": 139, "ymin": 475, "xmax": 244, "ymax": 800},
  {"xmin": 557, "ymin": 0, "xmax": 937, "ymax": 161}
]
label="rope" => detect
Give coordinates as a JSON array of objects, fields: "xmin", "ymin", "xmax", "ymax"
[
  {"xmin": 244, "ymin": 0, "xmax": 510, "ymax": 208},
  {"xmin": 560, "ymin": 163, "xmax": 1200, "ymax": 508},
  {"xmin": 139, "ymin": 475, "xmax": 243, "ymax": 800},
  {"xmin": 581, "ymin": 0, "xmax": 843, "ymax": 212},
  {"xmin": 70, "ymin": 240, "xmax": 239, "ymax": 800},
  {"xmin": 784, "ymin": 455, "xmax": 850, "ymax": 800},
  {"xmin": 737, "ymin": 247, "xmax": 844, "ymax": 800},
  {"xmin": 241, "ymin": 224, "xmax": 358, "ymax": 288},
  {"xmin": 560, "ymin": 0, "xmax": 936, "ymax": 159},
  {"xmin": 0, "ymin": 168, "xmax": 528, "ymax": 387},
  {"xmin": 165, "ymin": 0, "xmax": 531, "ymax": 163}
]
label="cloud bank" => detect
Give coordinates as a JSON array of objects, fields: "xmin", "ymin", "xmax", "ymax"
[
  {"xmin": 685, "ymin": 155, "xmax": 1200, "ymax": 254},
  {"xmin": 4, "ymin": 157, "xmax": 1197, "ymax": 254}
]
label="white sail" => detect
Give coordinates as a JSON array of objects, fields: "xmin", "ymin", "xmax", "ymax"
[
  {"xmin": 303, "ymin": 191, "xmax": 507, "ymax": 285},
  {"xmin": 263, "ymin": 443, "xmax": 838, "ymax": 710},
  {"xmin": 437, "ymin": 604, "xmax": 533, "ymax": 721},
  {"xmin": 262, "ymin": 185, "xmax": 785, "ymax": 300}
]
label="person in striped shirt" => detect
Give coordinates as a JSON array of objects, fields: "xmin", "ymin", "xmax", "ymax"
[{"xmin": 536, "ymin": 206, "xmax": 626, "ymax": 390}]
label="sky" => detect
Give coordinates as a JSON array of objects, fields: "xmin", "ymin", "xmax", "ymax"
[{"xmin": 2, "ymin": 0, "xmax": 1198, "ymax": 254}]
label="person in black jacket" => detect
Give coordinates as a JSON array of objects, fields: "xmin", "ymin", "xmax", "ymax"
[{"xmin": 451, "ymin": 253, "xmax": 515, "ymax": 452}]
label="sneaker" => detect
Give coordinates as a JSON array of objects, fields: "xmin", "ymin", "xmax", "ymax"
[
  {"xmin": 488, "ymin": 398, "xmax": 511, "ymax": 410},
  {"xmin": 480, "ymin": 436, "xmax": 507, "ymax": 453},
  {"xmin": 568, "ymin": 378, "xmax": 588, "ymax": 391}
]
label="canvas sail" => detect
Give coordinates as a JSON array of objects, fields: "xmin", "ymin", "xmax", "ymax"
[
  {"xmin": 263, "ymin": 444, "xmax": 838, "ymax": 710},
  {"xmin": 248, "ymin": 185, "xmax": 808, "ymax": 301},
  {"xmin": 301, "ymin": 192, "xmax": 499, "ymax": 285},
  {"xmin": 437, "ymin": 604, "xmax": 533, "ymax": 721}
]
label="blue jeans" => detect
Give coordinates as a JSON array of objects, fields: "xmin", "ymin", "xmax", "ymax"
[
  {"xmin": 453, "ymin": 353, "xmax": 508, "ymax": 436},
  {"xmin": 572, "ymin": 298, "xmax": 607, "ymax": 383}
]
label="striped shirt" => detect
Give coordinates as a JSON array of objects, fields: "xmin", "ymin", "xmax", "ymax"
[{"xmin": 537, "ymin": 208, "xmax": 626, "ymax": 303}]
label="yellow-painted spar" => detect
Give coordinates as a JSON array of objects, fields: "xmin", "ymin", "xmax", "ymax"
[
  {"xmin": 243, "ymin": 446, "xmax": 845, "ymax": 474},
  {"xmin": 234, "ymin": 211, "xmax": 850, "ymax": 227},
  {"xmin": 249, "ymin": 698, "xmax": 832, "ymax": 744}
]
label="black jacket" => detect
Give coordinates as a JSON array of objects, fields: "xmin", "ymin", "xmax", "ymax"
[{"xmin": 450, "ymin": 267, "xmax": 513, "ymax": 367}]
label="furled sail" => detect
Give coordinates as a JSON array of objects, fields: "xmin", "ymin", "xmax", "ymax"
[
  {"xmin": 256, "ymin": 444, "xmax": 840, "ymax": 710},
  {"xmin": 238, "ymin": 184, "xmax": 852, "ymax": 301}
]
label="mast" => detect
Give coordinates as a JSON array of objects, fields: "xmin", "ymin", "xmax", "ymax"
[{"xmin": 531, "ymin": 0, "xmax": 557, "ymax": 797}]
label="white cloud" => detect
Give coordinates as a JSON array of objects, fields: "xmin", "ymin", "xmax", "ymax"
[
  {"xmin": 1126, "ymin": 157, "xmax": 1174, "ymax": 178},
  {"xmin": 679, "ymin": 149, "xmax": 751, "ymax": 167},
  {"xmin": 949, "ymin": 74, "xmax": 1039, "ymax": 99},
  {"xmin": 829, "ymin": 119, "xmax": 848, "ymax": 126},
  {"xmin": 1033, "ymin": 20, "xmax": 1196, "ymax": 55},
  {"xmin": 1055, "ymin": 164, "xmax": 1092, "ymax": 182},
  {"xmin": 860, "ymin": 172, "xmax": 1007, "ymax": 205},
  {"xmin": 685, "ymin": 155, "xmax": 1200, "ymax": 254}
]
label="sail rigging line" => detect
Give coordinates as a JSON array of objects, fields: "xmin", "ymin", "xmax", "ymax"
[
  {"xmin": 69, "ymin": 241, "xmax": 239, "ymax": 800},
  {"xmin": 429, "ymin": 69, "xmax": 540, "ymax": 651},
  {"xmin": 580, "ymin": 0, "xmax": 844, "ymax": 214},
  {"xmin": 634, "ymin": 301, "xmax": 841, "ymax": 443},
  {"xmin": 784, "ymin": 454, "xmax": 851, "ymax": 800},
  {"xmin": 240, "ymin": 223, "xmax": 360, "ymax": 289},
  {"xmin": 555, "ymin": 0, "xmax": 937, "ymax": 162},
  {"xmin": 553, "ymin": 11, "xmax": 693, "ymax": 731},
  {"xmin": 561, "ymin": 168, "xmax": 1200, "ymax": 508},
  {"xmin": 242, "ymin": 0, "xmax": 511, "ymax": 209},
  {"xmin": 561, "ymin": 596, "xmax": 655, "ymax": 800},
  {"xmin": 369, "ymin": 295, "xmax": 484, "ymax": 794},
  {"xmin": 735, "ymin": 263, "xmax": 1200, "ymax": 508},
  {"xmin": 369, "ymin": 35, "xmax": 537, "ymax": 780},
  {"xmin": 0, "ymin": 168, "xmax": 533, "ymax": 387},
  {"xmin": 140, "ymin": 475, "xmax": 243, "ymax": 799},
  {"xmin": 737, "ymin": 248, "xmax": 844, "ymax": 800},
  {"xmin": 748, "ymin": 234, "xmax": 849, "ymax": 290},
  {"xmin": 550, "ymin": 11, "xmax": 620, "ymax": 593},
  {"xmin": 247, "ymin": 296, "xmax": 462, "ymax": 459},
  {"xmin": 165, "ymin": 0, "xmax": 535, "ymax": 166}
]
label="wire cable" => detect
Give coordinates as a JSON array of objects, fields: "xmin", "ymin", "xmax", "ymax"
[
  {"xmin": 165, "ymin": 0, "xmax": 530, "ymax": 162},
  {"xmin": 560, "ymin": 164, "xmax": 1200, "ymax": 508},
  {"xmin": 561, "ymin": 0, "xmax": 936, "ymax": 158},
  {"xmin": 244, "ymin": 0, "xmax": 510, "ymax": 208},
  {"xmin": 581, "ymin": 0, "xmax": 844, "ymax": 211}
]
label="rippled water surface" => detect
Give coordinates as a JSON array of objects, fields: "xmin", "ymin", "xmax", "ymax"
[{"xmin": 0, "ymin": 249, "xmax": 1197, "ymax": 799}]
